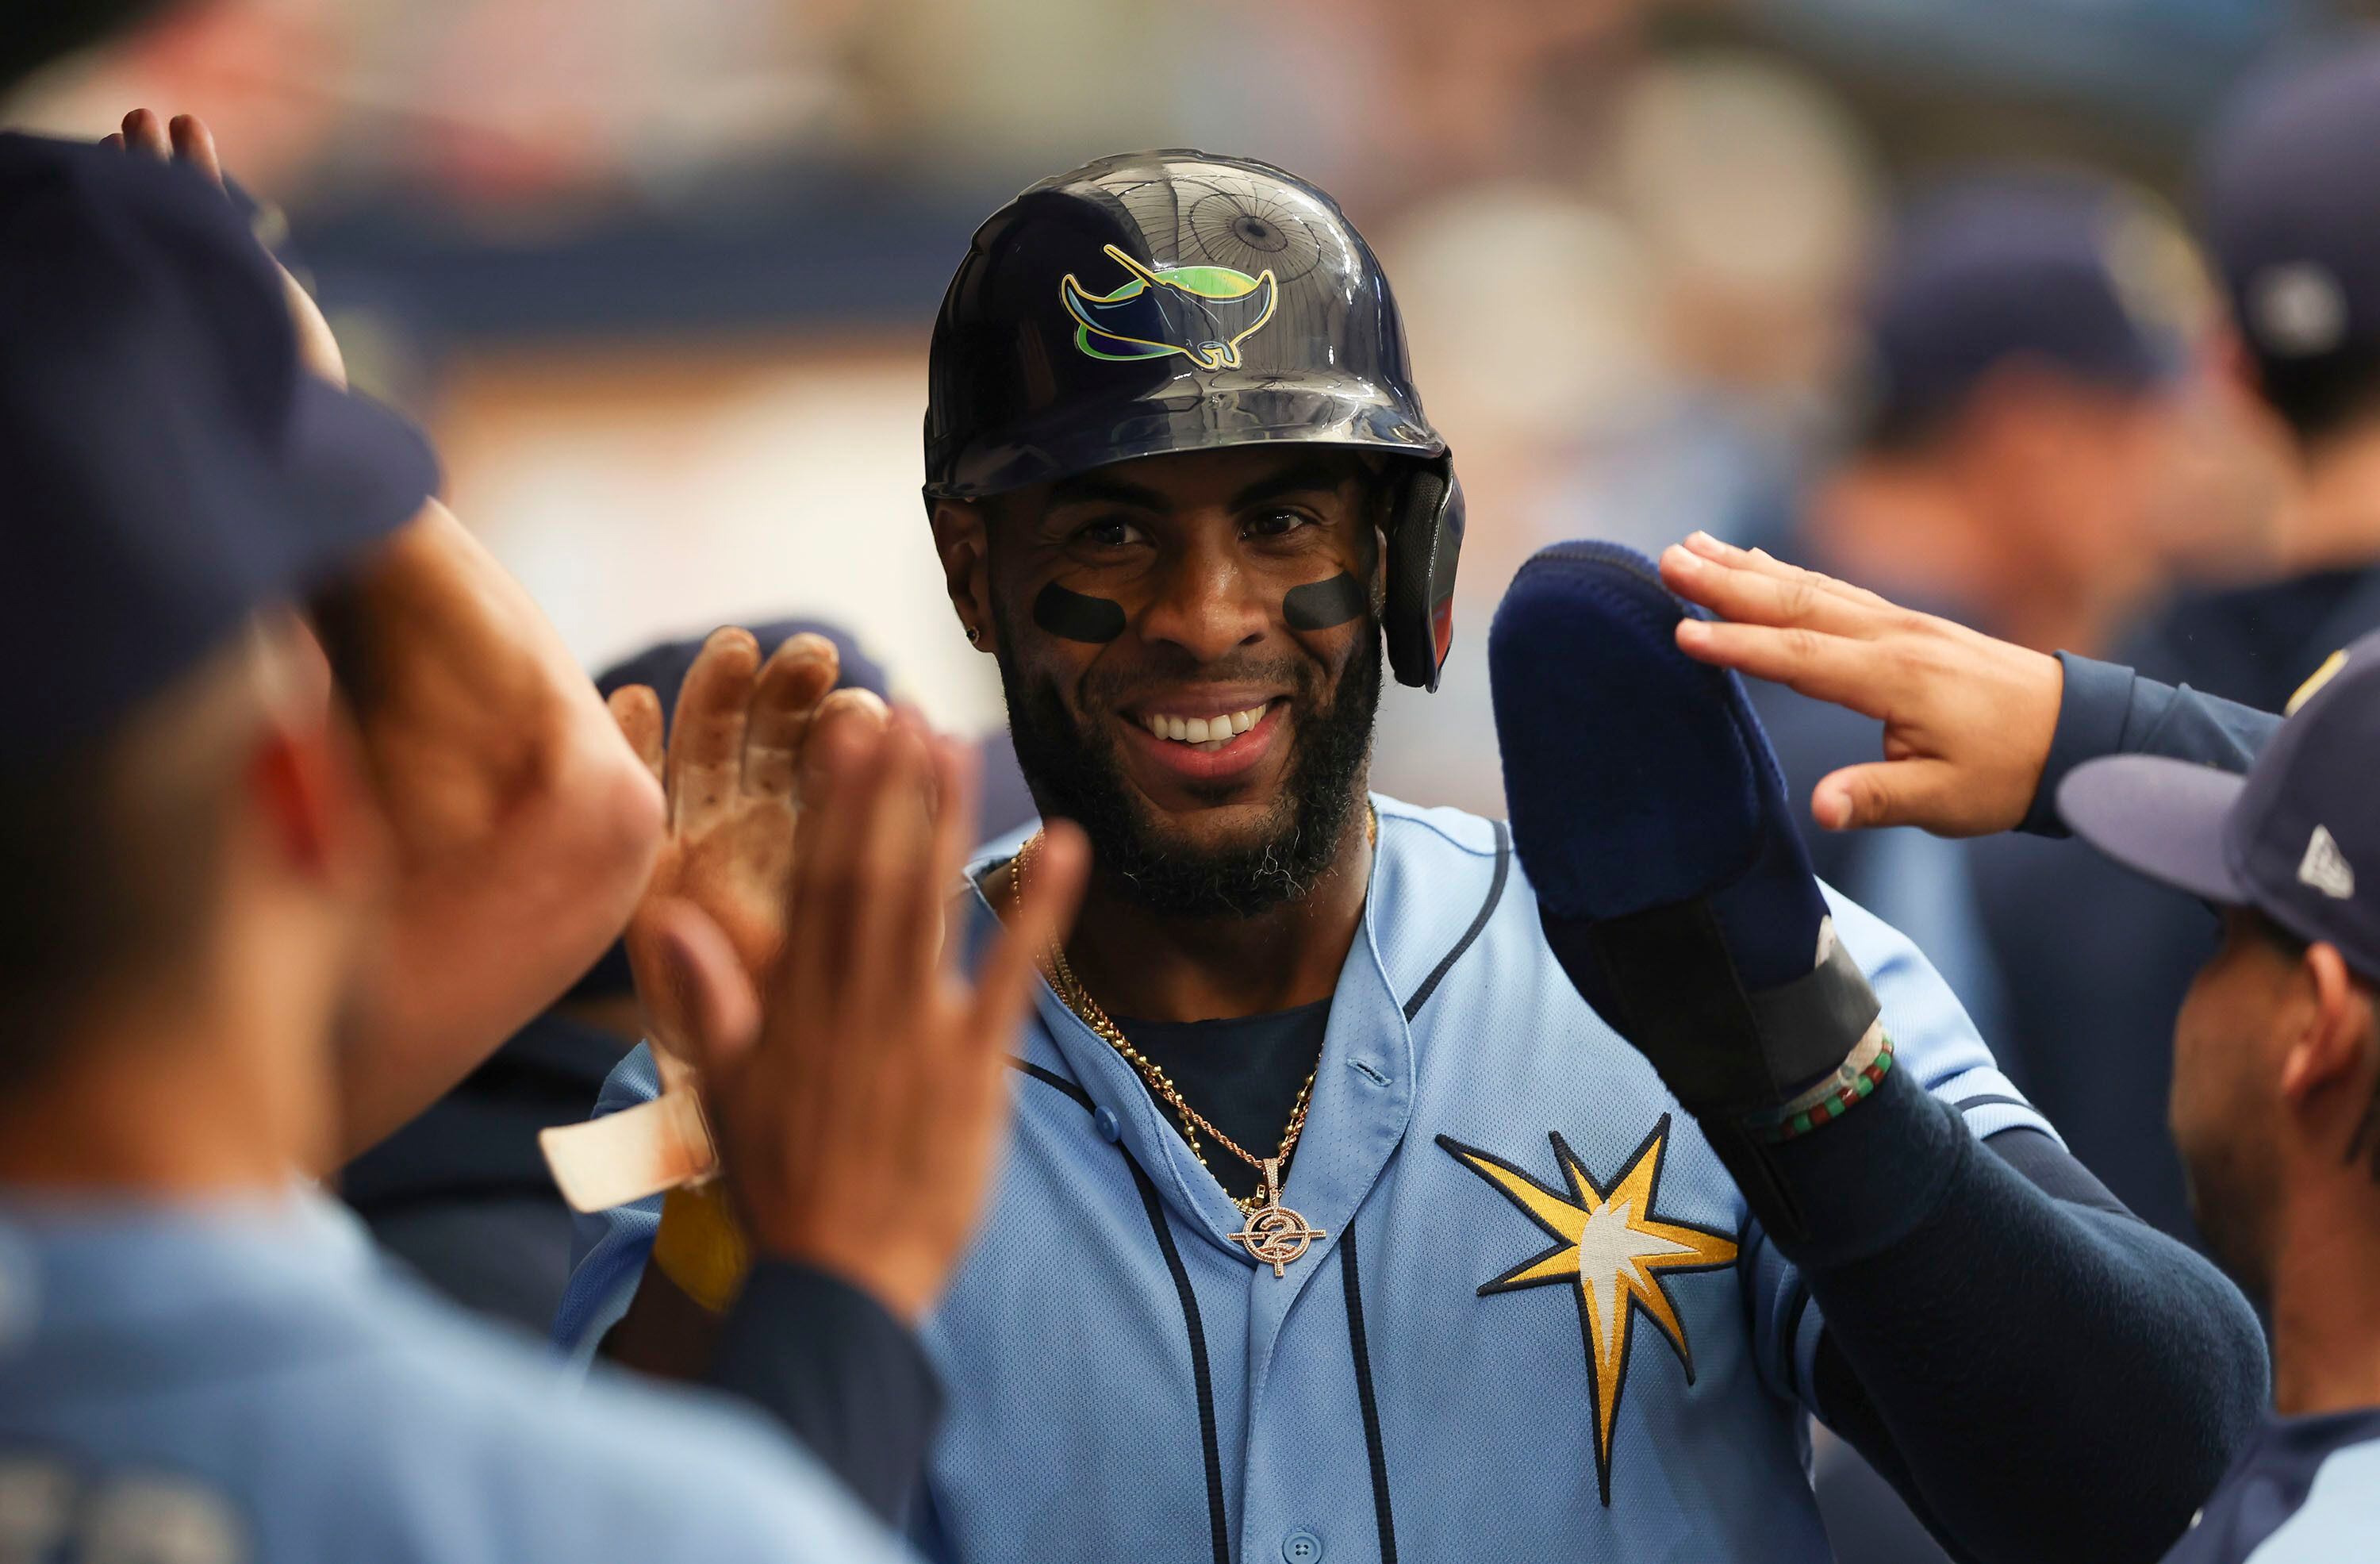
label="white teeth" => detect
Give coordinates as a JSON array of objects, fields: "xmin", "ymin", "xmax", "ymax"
[{"xmin": 1142, "ymin": 702, "xmax": 1269, "ymax": 744}]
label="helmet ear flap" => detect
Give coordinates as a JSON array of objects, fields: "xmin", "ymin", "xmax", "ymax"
[{"xmin": 1384, "ymin": 455, "xmax": 1464, "ymax": 691}]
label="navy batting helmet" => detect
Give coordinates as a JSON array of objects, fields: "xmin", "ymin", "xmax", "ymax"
[{"xmin": 922, "ymin": 150, "xmax": 1464, "ymax": 691}]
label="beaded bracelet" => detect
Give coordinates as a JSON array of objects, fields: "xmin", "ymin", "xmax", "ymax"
[{"xmin": 1743, "ymin": 1024, "xmax": 1895, "ymax": 1145}]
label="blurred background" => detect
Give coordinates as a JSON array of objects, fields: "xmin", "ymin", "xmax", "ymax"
[{"xmin": 13, "ymin": 0, "xmax": 2342, "ymax": 803}]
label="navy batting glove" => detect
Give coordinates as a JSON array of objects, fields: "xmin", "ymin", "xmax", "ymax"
[{"xmin": 1489, "ymin": 542, "xmax": 1882, "ymax": 1142}]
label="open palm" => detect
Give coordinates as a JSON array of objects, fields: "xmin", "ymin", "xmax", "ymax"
[{"xmin": 611, "ymin": 628, "xmax": 882, "ymax": 1061}]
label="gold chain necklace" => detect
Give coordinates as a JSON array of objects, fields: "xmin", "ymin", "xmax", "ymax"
[{"xmin": 1008, "ymin": 805, "xmax": 1375, "ymax": 1275}]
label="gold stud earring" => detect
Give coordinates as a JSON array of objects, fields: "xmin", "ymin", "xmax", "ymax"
[{"xmin": 965, "ymin": 624, "xmax": 982, "ymax": 645}]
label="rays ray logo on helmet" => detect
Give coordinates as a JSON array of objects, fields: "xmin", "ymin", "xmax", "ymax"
[{"xmin": 1060, "ymin": 244, "xmax": 1278, "ymax": 370}]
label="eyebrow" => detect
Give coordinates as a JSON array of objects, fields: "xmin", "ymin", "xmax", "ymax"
[
  {"xmin": 1228, "ymin": 457, "xmax": 1361, "ymax": 512},
  {"xmin": 1046, "ymin": 472, "xmax": 1173, "ymax": 512},
  {"xmin": 1043, "ymin": 455, "xmax": 1362, "ymax": 516}
]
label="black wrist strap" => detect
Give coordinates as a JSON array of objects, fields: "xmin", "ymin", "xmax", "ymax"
[{"xmin": 1543, "ymin": 899, "xmax": 1881, "ymax": 1114}]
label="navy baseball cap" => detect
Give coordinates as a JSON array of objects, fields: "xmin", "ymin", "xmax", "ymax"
[
  {"xmin": 0, "ymin": 133, "xmax": 438, "ymax": 763},
  {"xmin": 2059, "ymin": 632, "xmax": 2380, "ymax": 982},
  {"xmin": 1856, "ymin": 174, "xmax": 2187, "ymax": 446},
  {"xmin": 2202, "ymin": 40, "xmax": 2380, "ymax": 433}
]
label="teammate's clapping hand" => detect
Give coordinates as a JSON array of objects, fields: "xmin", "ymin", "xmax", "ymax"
[
  {"xmin": 609, "ymin": 628, "xmax": 862, "ymax": 1061},
  {"xmin": 616, "ymin": 631, "xmax": 1088, "ymax": 1321},
  {"xmin": 1658, "ymin": 532, "xmax": 2064, "ymax": 837}
]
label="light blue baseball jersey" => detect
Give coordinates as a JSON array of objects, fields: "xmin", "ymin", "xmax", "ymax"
[
  {"xmin": 0, "ymin": 1187, "xmax": 904, "ymax": 1564},
  {"xmin": 558, "ymin": 797, "xmax": 2055, "ymax": 1564}
]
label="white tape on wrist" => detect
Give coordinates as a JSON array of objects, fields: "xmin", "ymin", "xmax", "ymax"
[{"xmin": 538, "ymin": 1047, "xmax": 719, "ymax": 1213}]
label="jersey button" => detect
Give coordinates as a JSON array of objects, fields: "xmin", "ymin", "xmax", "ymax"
[
  {"xmin": 1094, "ymin": 1106, "xmax": 1122, "ymax": 1143},
  {"xmin": 1281, "ymin": 1530, "xmax": 1323, "ymax": 1563}
]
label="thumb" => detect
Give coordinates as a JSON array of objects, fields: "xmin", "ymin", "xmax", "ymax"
[
  {"xmin": 1811, "ymin": 759, "xmax": 1957, "ymax": 834},
  {"xmin": 637, "ymin": 897, "xmax": 761, "ymax": 1079}
]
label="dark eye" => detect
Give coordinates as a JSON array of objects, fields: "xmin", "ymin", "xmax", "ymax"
[
  {"xmin": 1246, "ymin": 509, "xmax": 1311, "ymax": 540},
  {"xmin": 1077, "ymin": 517, "xmax": 1149, "ymax": 549}
]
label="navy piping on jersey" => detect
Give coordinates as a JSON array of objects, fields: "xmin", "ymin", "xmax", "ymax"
[
  {"xmin": 1779, "ymin": 1284, "xmax": 1814, "ymax": 1405},
  {"xmin": 1001, "ymin": 831, "xmax": 1508, "ymax": 1564},
  {"xmin": 1013, "ymin": 1059, "xmax": 1231, "ymax": 1563},
  {"xmin": 1402, "ymin": 821, "xmax": 1511, "ymax": 1022},
  {"xmin": 1950, "ymin": 1093, "xmax": 2036, "ymax": 1118},
  {"xmin": 1009, "ymin": 1058, "xmax": 1092, "ymax": 1112},
  {"xmin": 1341, "ymin": 1224, "xmax": 1399, "ymax": 1564},
  {"xmin": 1126, "ymin": 1154, "xmax": 1233, "ymax": 1564}
]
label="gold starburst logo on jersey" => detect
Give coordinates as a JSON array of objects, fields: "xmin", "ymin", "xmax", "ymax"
[{"xmin": 1438, "ymin": 1117, "xmax": 1738, "ymax": 1504}]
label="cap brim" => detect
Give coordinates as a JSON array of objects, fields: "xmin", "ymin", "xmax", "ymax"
[
  {"xmin": 2058, "ymin": 755, "xmax": 2251, "ymax": 904},
  {"xmin": 282, "ymin": 377, "xmax": 442, "ymax": 590}
]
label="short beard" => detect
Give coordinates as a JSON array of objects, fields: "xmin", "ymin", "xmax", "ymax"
[{"xmin": 993, "ymin": 615, "xmax": 1380, "ymax": 920}]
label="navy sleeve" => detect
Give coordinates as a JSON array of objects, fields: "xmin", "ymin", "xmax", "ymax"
[
  {"xmin": 701, "ymin": 1259, "xmax": 942, "ymax": 1527},
  {"xmin": 2019, "ymin": 654, "xmax": 2282, "ymax": 836},
  {"xmin": 1733, "ymin": 1067, "xmax": 2268, "ymax": 1564}
]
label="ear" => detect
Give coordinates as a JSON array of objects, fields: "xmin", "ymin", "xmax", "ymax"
[
  {"xmin": 2277, "ymin": 942, "xmax": 2380, "ymax": 1153},
  {"xmin": 244, "ymin": 709, "xmax": 367, "ymax": 884},
  {"xmin": 927, "ymin": 498, "xmax": 996, "ymax": 654}
]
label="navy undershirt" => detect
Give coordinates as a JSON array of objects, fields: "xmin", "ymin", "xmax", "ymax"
[{"xmin": 1112, "ymin": 1000, "xmax": 1332, "ymax": 1206}]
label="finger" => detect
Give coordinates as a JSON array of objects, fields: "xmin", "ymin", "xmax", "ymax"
[
  {"xmin": 1813, "ymin": 759, "xmax": 1961, "ymax": 834},
  {"xmin": 666, "ymin": 628, "xmax": 762, "ymax": 834},
  {"xmin": 743, "ymin": 632, "xmax": 840, "ymax": 800},
  {"xmin": 643, "ymin": 898, "xmax": 762, "ymax": 1078},
  {"xmin": 755, "ymin": 718, "xmax": 881, "ymax": 1166},
  {"xmin": 847, "ymin": 713, "xmax": 939, "ymax": 1009},
  {"xmin": 167, "ymin": 115, "xmax": 224, "ymax": 186},
  {"xmin": 1672, "ymin": 618, "xmax": 1898, "ymax": 720},
  {"xmin": 921, "ymin": 732, "xmax": 983, "ymax": 988},
  {"xmin": 121, "ymin": 109, "xmax": 171, "ymax": 159},
  {"xmin": 780, "ymin": 710, "xmax": 888, "ymax": 1016},
  {"xmin": 99, "ymin": 132, "xmax": 125, "ymax": 152},
  {"xmin": 1660, "ymin": 544, "xmax": 1884, "ymax": 638},
  {"xmin": 1680, "ymin": 533, "xmax": 1900, "ymax": 613},
  {"xmin": 1742, "ymin": 546, "xmax": 1902, "ymax": 613},
  {"xmin": 608, "ymin": 685, "xmax": 665, "ymax": 785},
  {"xmin": 929, "ymin": 736, "xmax": 983, "ymax": 922},
  {"xmin": 966, "ymin": 821, "xmax": 1087, "ymax": 1051},
  {"xmin": 795, "ymin": 686, "xmax": 889, "ymax": 798},
  {"xmin": 792, "ymin": 686, "xmax": 890, "ymax": 861}
]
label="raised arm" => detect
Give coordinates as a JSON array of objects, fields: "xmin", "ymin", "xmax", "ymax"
[
  {"xmin": 113, "ymin": 108, "xmax": 664, "ymax": 1162},
  {"xmin": 1656, "ymin": 532, "xmax": 2280, "ymax": 837},
  {"xmin": 310, "ymin": 497, "xmax": 662, "ymax": 1159}
]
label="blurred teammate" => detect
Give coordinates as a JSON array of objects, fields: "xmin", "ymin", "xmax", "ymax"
[
  {"xmin": 1660, "ymin": 537, "xmax": 2379, "ymax": 1561},
  {"xmin": 1981, "ymin": 42, "xmax": 2380, "ymax": 1252},
  {"xmin": 1759, "ymin": 172, "xmax": 2207, "ymax": 1564},
  {"xmin": 1758, "ymin": 175, "xmax": 2196, "ymax": 1015},
  {"xmin": 562, "ymin": 151, "xmax": 2262, "ymax": 1564},
  {"xmin": 0, "ymin": 118, "xmax": 1084, "ymax": 1560}
]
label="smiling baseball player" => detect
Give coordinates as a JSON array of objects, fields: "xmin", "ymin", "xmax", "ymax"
[{"xmin": 559, "ymin": 151, "xmax": 2266, "ymax": 1564}]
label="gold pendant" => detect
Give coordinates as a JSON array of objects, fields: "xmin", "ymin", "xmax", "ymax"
[{"xmin": 1229, "ymin": 1158, "xmax": 1327, "ymax": 1278}]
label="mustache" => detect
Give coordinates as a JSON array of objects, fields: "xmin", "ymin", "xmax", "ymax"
[{"xmin": 1073, "ymin": 651, "xmax": 1323, "ymax": 713}]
